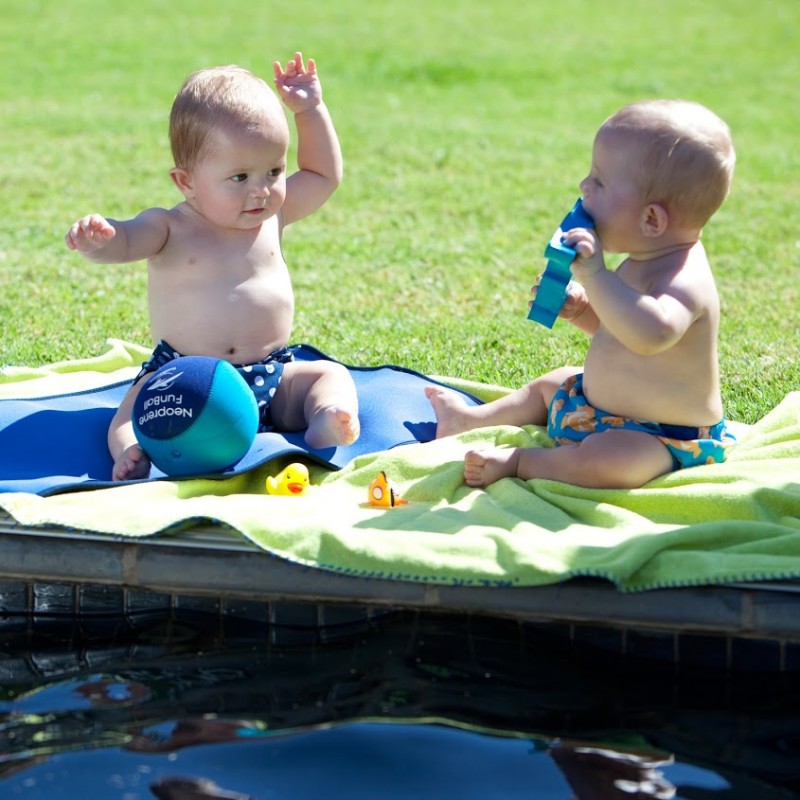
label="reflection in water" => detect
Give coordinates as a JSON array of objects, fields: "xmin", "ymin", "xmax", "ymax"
[
  {"xmin": 1, "ymin": 606, "xmax": 799, "ymax": 798},
  {"xmin": 550, "ymin": 743, "xmax": 675, "ymax": 799},
  {"xmin": 128, "ymin": 718, "xmax": 246, "ymax": 754},
  {"xmin": 150, "ymin": 776, "xmax": 253, "ymax": 800}
]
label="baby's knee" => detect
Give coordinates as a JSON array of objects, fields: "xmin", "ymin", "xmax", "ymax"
[
  {"xmin": 324, "ymin": 360, "xmax": 351, "ymax": 381},
  {"xmin": 320, "ymin": 361, "xmax": 357, "ymax": 398}
]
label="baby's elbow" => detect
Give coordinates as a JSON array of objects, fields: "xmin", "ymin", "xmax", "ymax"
[
  {"xmin": 324, "ymin": 175, "xmax": 342, "ymax": 207},
  {"xmin": 632, "ymin": 340, "xmax": 669, "ymax": 356},
  {"xmin": 332, "ymin": 160, "xmax": 344, "ymax": 189},
  {"xmin": 631, "ymin": 325, "xmax": 683, "ymax": 356},
  {"xmin": 320, "ymin": 169, "xmax": 342, "ymax": 201}
]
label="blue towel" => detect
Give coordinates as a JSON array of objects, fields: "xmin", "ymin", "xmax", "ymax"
[{"xmin": 0, "ymin": 344, "xmax": 480, "ymax": 496}]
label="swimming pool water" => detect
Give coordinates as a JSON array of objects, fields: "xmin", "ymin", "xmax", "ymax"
[{"xmin": 1, "ymin": 607, "xmax": 799, "ymax": 798}]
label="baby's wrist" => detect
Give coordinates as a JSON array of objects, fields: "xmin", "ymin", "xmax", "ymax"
[
  {"xmin": 293, "ymin": 100, "xmax": 324, "ymax": 117},
  {"xmin": 562, "ymin": 294, "xmax": 590, "ymax": 321},
  {"xmin": 572, "ymin": 262, "xmax": 605, "ymax": 283}
]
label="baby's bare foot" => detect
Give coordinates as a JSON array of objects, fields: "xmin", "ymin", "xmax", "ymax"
[
  {"xmin": 425, "ymin": 385, "xmax": 481, "ymax": 439},
  {"xmin": 464, "ymin": 447, "xmax": 521, "ymax": 488},
  {"xmin": 112, "ymin": 444, "xmax": 151, "ymax": 482},
  {"xmin": 305, "ymin": 407, "xmax": 360, "ymax": 449}
]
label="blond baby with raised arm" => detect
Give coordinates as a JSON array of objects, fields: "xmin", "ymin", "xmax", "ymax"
[
  {"xmin": 66, "ymin": 54, "xmax": 359, "ymax": 481},
  {"xmin": 427, "ymin": 100, "xmax": 737, "ymax": 489}
]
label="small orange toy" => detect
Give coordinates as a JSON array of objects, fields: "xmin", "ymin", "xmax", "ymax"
[
  {"xmin": 367, "ymin": 471, "xmax": 408, "ymax": 508},
  {"xmin": 266, "ymin": 463, "xmax": 310, "ymax": 496}
]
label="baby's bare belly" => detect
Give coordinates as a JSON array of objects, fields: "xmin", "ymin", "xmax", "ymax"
[
  {"xmin": 151, "ymin": 307, "xmax": 293, "ymax": 365},
  {"xmin": 583, "ymin": 348, "xmax": 722, "ymax": 426},
  {"xmin": 148, "ymin": 254, "xmax": 295, "ymax": 364}
]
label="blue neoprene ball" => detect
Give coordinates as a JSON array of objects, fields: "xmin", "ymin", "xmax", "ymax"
[{"xmin": 132, "ymin": 356, "xmax": 259, "ymax": 477}]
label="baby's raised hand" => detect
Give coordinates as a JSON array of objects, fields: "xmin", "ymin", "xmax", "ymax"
[
  {"xmin": 65, "ymin": 214, "xmax": 116, "ymax": 253},
  {"xmin": 273, "ymin": 52, "xmax": 322, "ymax": 113}
]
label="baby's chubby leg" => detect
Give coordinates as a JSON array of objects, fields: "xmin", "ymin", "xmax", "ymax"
[
  {"xmin": 272, "ymin": 361, "xmax": 360, "ymax": 449},
  {"xmin": 109, "ymin": 382, "xmax": 152, "ymax": 481},
  {"xmin": 425, "ymin": 366, "xmax": 579, "ymax": 439},
  {"xmin": 466, "ymin": 429, "xmax": 675, "ymax": 490}
]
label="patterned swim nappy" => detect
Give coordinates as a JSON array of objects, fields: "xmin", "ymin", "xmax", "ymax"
[
  {"xmin": 547, "ymin": 373, "xmax": 736, "ymax": 470},
  {"xmin": 136, "ymin": 340, "xmax": 295, "ymax": 432}
]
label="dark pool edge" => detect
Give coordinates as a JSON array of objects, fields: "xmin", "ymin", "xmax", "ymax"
[{"xmin": 2, "ymin": 510, "xmax": 800, "ymax": 669}]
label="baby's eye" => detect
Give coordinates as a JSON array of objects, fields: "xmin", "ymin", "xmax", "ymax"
[
  {"xmin": 230, "ymin": 173, "xmax": 248, "ymax": 183},
  {"xmin": 268, "ymin": 167, "xmax": 284, "ymax": 178}
]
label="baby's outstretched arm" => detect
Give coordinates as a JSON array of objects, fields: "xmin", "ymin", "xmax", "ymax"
[{"xmin": 64, "ymin": 208, "xmax": 170, "ymax": 264}]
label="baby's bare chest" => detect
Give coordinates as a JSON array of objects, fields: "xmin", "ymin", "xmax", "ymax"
[
  {"xmin": 173, "ymin": 219, "xmax": 279, "ymax": 266},
  {"xmin": 148, "ymin": 221, "xmax": 294, "ymax": 334}
]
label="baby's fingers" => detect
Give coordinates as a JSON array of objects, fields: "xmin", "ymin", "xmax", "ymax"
[
  {"xmin": 81, "ymin": 215, "xmax": 115, "ymax": 241},
  {"xmin": 281, "ymin": 52, "xmax": 303, "ymax": 77},
  {"xmin": 560, "ymin": 281, "xmax": 590, "ymax": 320},
  {"xmin": 563, "ymin": 227, "xmax": 597, "ymax": 258},
  {"xmin": 290, "ymin": 52, "xmax": 316, "ymax": 76},
  {"xmin": 65, "ymin": 215, "xmax": 115, "ymax": 250}
]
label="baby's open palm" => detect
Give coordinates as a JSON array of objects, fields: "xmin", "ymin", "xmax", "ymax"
[{"xmin": 273, "ymin": 52, "xmax": 322, "ymax": 113}]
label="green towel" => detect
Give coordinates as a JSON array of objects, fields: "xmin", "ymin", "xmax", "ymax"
[{"xmin": 2, "ymin": 340, "xmax": 799, "ymax": 592}]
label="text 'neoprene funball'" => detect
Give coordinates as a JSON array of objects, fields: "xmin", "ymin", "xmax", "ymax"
[{"xmin": 132, "ymin": 356, "xmax": 258, "ymax": 476}]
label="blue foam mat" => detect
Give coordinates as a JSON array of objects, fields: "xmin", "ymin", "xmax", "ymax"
[{"xmin": 0, "ymin": 345, "xmax": 480, "ymax": 496}]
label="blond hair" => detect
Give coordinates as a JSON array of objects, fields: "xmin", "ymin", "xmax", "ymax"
[
  {"xmin": 169, "ymin": 65, "xmax": 287, "ymax": 169},
  {"xmin": 601, "ymin": 99, "xmax": 735, "ymax": 228}
]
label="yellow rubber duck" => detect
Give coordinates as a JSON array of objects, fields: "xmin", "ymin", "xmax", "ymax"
[
  {"xmin": 367, "ymin": 471, "xmax": 408, "ymax": 508},
  {"xmin": 266, "ymin": 462, "xmax": 310, "ymax": 496}
]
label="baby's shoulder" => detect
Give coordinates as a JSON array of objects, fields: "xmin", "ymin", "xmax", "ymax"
[
  {"xmin": 676, "ymin": 245, "xmax": 717, "ymax": 292},
  {"xmin": 649, "ymin": 243, "xmax": 715, "ymax": 290},
  {"xmin": 145, "ymin": 203, "xmax": 190, "ymax": 226},
  {"xmin": 142, "ymin": 204, "xmax": 211, "ymax": 245},
  {"xmin": 132, "ymin": 204, "xmax": 184, "ymax": 232}
]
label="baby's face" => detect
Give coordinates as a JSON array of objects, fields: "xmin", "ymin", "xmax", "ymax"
[
  {"xmin": 185, "ymin": 125, "xmax": 289, "ymax": 230},
  {"xmin": 578, "ymin": 129, "xmax": 644, "ymax": 253}
]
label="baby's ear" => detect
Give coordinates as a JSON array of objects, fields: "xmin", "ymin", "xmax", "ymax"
[
  {"xmin": 641, "ymin": 203, "xmax": 668, "ymax": 238},
  {"xmin": 169, "ymin": 167, "xmax": 194, "ymax": 198}
]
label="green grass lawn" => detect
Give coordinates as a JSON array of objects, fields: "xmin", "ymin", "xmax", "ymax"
[{"xmin": 1, "ymin": 0, "xmax": 798, "ymax": 424}]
